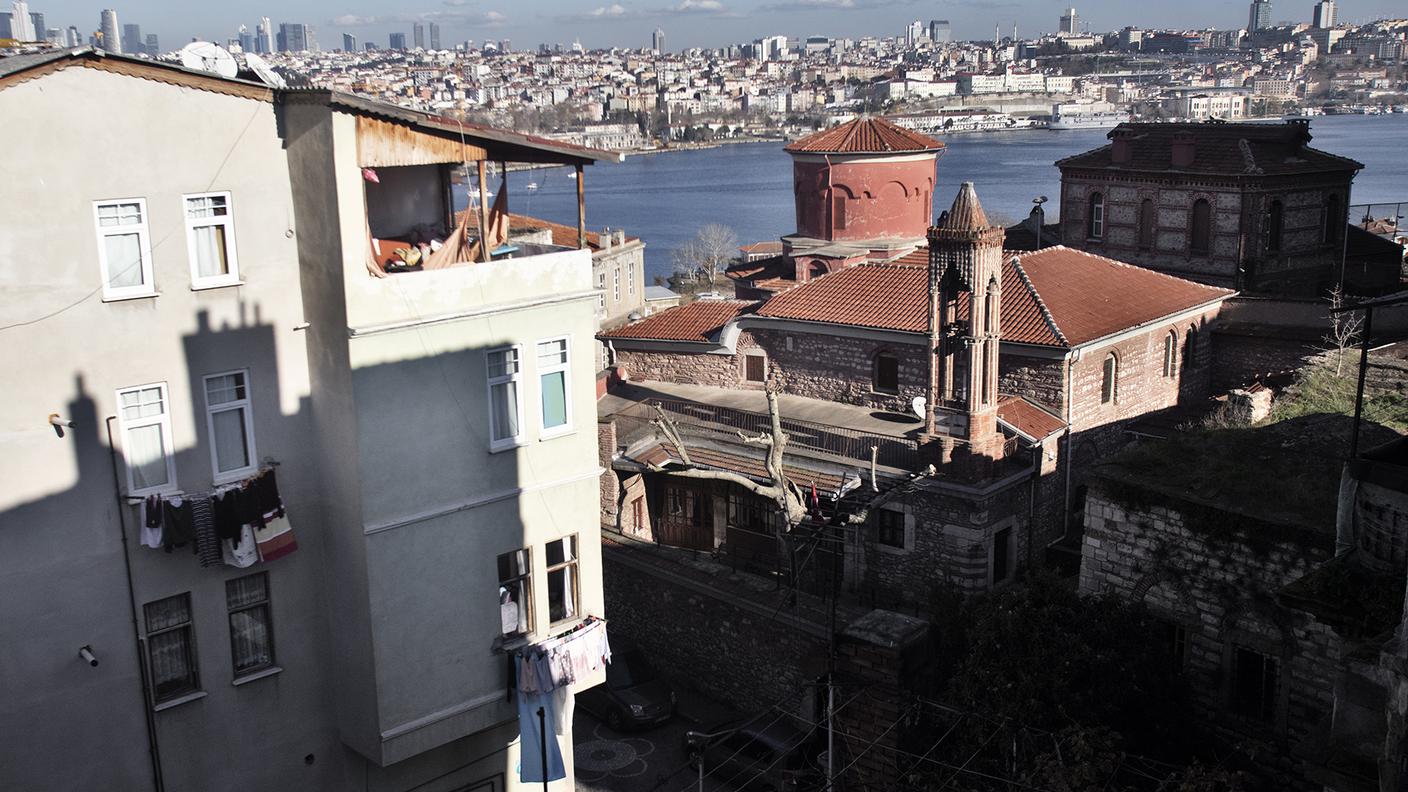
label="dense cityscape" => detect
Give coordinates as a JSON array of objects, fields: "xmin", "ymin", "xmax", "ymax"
[{"xmin": 3, "ymin": 1, "xmax": 1408, "ymax": 792}]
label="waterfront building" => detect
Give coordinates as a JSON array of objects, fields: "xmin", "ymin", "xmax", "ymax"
[
  {"xmin": 99, "ymin": 8, "xmax": 119, "ymax": 52},
  {"xmin": 0, "ymin": 47, "xmax": 615, "ymax": 792}
]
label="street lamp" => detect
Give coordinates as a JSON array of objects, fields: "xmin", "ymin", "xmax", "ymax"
[{"xmin": 1032, "ymin": 195, "xmax": 1049, "ymax": 249}]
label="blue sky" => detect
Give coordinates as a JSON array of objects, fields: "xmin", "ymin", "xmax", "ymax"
[{"xmin": 29, "ymin": 1, "xmax": 1405, "ymax": 51}]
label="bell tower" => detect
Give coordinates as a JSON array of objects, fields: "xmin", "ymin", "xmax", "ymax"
[{"xmin": 925, "ymin": 182, "xmax": 1006, "ymax": 468}]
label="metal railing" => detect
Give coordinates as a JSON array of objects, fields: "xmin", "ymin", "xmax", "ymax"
[{"xmin": 1351, "ymin": 202, "xmax": 1407, "ymax": 241}]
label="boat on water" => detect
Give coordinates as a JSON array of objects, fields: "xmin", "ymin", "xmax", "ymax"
[
  {"xmin": 1049, "ymin": 111, "xmax": 1128, "ymax": 130},
  {"xmin": 525, "ymin": 182, "xmax": 539, "ymax": 192}
]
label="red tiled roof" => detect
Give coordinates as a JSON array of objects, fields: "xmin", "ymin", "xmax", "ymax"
[
  {"xmin": 1056, "ymin": 121, "xmax": 1362, "ymax": 176},
  {"xmin": 996, "ymin": 396, "xmax": 1066, "ymax": 441},
  {"xmin": 508, "ymin": 213, "xmax": 639, "ymax": 251},
  {"xmin": 936, "ymin": 182, "xmax": 990, "ymax": 232},
  {"xmin": 726, "ymin": 254, "xmax": 791, "ymax": 282},
  {"xmin": 784, "ymin": 116, "xmax": 945, "ymax": 155},
  {"xmin": 740, "ymin": 241, "xmax": 785, "ymax": 255},
  {"xmin": 753, "ymin": 246, "xmax": 1231, "ymax": 348},
  {"xmin": 599, "ymin": 299, "xmax": 758, "ymax": 343}
]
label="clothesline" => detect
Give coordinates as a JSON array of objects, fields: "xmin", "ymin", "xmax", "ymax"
[
  {"xmin": 122, "ymin": 460, "xmax": 281, "ymax": 503},
  {"xmin": 516, "ymin": 615, "xmax": 608, "ymax": 656}
]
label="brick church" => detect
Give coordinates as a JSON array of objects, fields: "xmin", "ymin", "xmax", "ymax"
[{"xmin": 597, "ymin": 117, "xmax": 1234, "ymax": 605}]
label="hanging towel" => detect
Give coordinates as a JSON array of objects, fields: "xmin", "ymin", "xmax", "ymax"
[
  {"xmin": 516, "ymin": 690, "xmax": 566, "ymax": 784},
  {"xmin": 552, "ymin": 685, "xmax": 575, "ymax": 737},
  {"xmin": 254, "ymin": 514, "xmax": 298, "ymax": 562},
  {"xmin": 192, "ymin": 497, "xmax": 221, "ymax": 568},
  {"xmin": 162, "ymin": 497, "xmax": 194, "ymax": 553},
  {"xmin": 140, "ymin": 495, "xmax": 164, "ymax": 549},
  {"xmin": 222, "ymin": 525, "xmax": 259, "ymax": 568}
]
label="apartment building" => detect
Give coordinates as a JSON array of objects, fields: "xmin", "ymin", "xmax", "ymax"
[{"xmin": 0, "ymin": 49, "xmax": 612, "ymax": 792}]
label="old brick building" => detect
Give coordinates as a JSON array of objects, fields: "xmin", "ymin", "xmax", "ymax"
[
  {"xmin": 1055, "ymin": 120, "xmax": 1396, "ymax": 297},
  {"xmin": 598, "ymin": 176, "xmax": 1234, "ymax": 606}
]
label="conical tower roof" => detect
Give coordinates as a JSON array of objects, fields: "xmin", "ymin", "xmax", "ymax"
[
  {"xmin": 936, "ymin": 182, "xmax": 991, "ymax": 232},
  {"xmin": 784, "ymin": 116, "xmax": 945, "ymax": 155}
]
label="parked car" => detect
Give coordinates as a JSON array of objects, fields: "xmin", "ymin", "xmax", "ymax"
[
  {"xmin": 577, "ymin": 644, "xmax": 676, "ymax": 731},
  {"xmin": 685, "ymin": 712, "xmax": 821, "ymax": 791}
]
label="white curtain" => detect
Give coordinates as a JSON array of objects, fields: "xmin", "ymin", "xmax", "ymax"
[
  {"xmin": 491, "ymin": 380, "xmax": 519, "ymax": 441},
  {"xmin": 105, "ymin": 233, "xmax": 143, "ymax": 288},
  {"xmin": 191, "ymin": 224, "xmax": 229, "ymax": 279},
  {"xmin": 128, "ymin": 424, "xmax": 168, "ymax": 490},
  {"xmin": 229, "ymin": 608, "xmax": 271, "ymax": 673},
  {"xmin": 211, "ymin": 407, "xmax": 249, "ymax": 472}
]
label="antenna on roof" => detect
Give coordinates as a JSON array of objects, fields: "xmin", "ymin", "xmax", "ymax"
[{"xmin": 178, "ymin": 42, "xmax": 239, "ymax": 79}]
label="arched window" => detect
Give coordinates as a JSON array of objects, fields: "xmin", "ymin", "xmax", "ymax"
[
  {"xmin": 1088, "ymin": 192, "xmax": 1105, "ymax": 240},
  {"xmin": 808, "ymin": 261, "xmax": 828, "ymax": 281},
  {"xmin": 1190, "ymin": 198, "xmax": 1211, "ymax": 255},
  {"xmin": 1324, "ymin": 194, "xmax": 1341, "ymax": 245},
  {"xmin": 1182, "ymin": 327, "xmax": 1197, "ymax": 377},
  {"xmin": 1101, "ymin": 353, "xmax": 1117, "ymax": 404},
  {"xmin": 1138, "ymin": 199, "xmax": 1155, "ymax": 251},
  {"xmin": 873, "ymin": 352, "xmax": 899, "ymax": 394},
  {"xmin": 1162, "ymin": 331, "xmax": 1177, "ymax": 378},
  {"xmin": 1267, "ymin": 199, "xmax": 1284, "ymax": 254},
  {"xmin": 984, "ymin": 288, "xmax": 996, "ymax": 335}
]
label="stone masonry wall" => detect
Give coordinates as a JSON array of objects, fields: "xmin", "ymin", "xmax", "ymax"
[
  {"xmin": 615, "ymin": 347, "xmax": 740, "ymax": 387},
  {"xmin": 999, "ymin": 353, "xmax": 1067, "ymax": 415},
  {"xmin": 1079, "ymin": 483, "xmax": 1341, "ymax": 768}
]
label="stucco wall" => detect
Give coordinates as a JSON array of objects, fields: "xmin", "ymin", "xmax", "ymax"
[{"xmin": 792, "ymin": 154, "xmax": 936, "ymax": 242}]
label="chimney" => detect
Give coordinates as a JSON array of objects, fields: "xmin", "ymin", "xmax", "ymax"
[
  {"xmin": 1171, "ymin": 132, "xmax": 1196, "ymax": 168},
  {"xmin": 614, "ymin": 230, "xmax": 626, "ymax": 246},
  {"xmin": 1110, "ymin": 128, "xmax": 1134, "ymax": 164},
  {"xmin": 600, "ymin": 228, "xmax": 612, "ymax": 250}
]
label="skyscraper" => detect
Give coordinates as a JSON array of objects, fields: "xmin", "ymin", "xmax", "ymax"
[
  {"xmin": 27, "ymin": 10, "xmax": 41, "ymax": 39},
  {"xmin": 429, "ymin": 22, "xmax": 440, "ymax": 50},
  {"xmin": 500, "ymin": 39, "xmax": 511, "ymax": 52},
  {"xmin": 257, "ymin": 17, "xmax": 273, "ymax": 53},
  {"xmin": 65, "ymin": 25, "xmax": 79, "ymax": 46},
  {"xmin": 928, "ymin": 19, "xmax": 951, "ymax": 43},
  {"xmin": 237, "ymin": 24, "xmax": 254, "ymax": 53},
  {"xmin": 277, "ymin": 22, "xmax": 308, "ymax": 52},
  {"xmin": 1312, "ymin": 0, "xmax": 1336, "ymax": 29},
  {"xmin": 99, "ymin": 9, "xmax": 120, "ymax": 52},
  {"xmin": 652, "ymin": 27, "xmax": 665, "ymax": 53},
  {"xmin": 145, "ymin": 33, "xmax": 158, "ymax": 54},
  {"xmin": 10, "ymin": 0, "xmax": 34, "ymax": 41},
  {"xmin": 389, "ymin": 32, "xmax": 406, "ymax": 50},
  {"xmin": 413, "ymin": 22, "xmax": 425, "ymax": 49},
  {"xmin": 122, "ymin": 23, "xmax": 141, "ymax": 54},
  {"xmin": 906, "ymin": 19, "xmax": 923, "ymax": 46},
  {"xmin": 1059, "ymin": 7, "xmax": 1078, "ymax": 36},
  {"xmin": 342, "ymin": 33, "xmax": 357, "ymax": 51},
  {"xmin": 1248, "ymin": 0, "xmax": 1272, "ymax": 31}
]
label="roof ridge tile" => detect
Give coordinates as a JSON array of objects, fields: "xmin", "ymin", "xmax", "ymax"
[{"xmin": 1010, "ymin": 255, "xmax": 1069, "ymax": 347}]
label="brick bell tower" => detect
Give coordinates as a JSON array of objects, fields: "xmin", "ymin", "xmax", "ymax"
[{"xmin": 924, "ymin": 182, "xmax": 1006, "ymax": 470}]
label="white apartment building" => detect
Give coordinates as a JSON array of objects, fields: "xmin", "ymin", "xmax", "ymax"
[{"xmin": 0, "ymin": 49, "xmax": 615, "ymax": 792}]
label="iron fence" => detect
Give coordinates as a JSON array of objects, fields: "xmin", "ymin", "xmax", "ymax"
[{"xmin": 1351, "ymin": 201, "xmax": 1407, "ymax": 241}]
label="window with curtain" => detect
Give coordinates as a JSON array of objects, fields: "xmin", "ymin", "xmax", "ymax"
[
  {"xmin": 204, "ymin": 370, "xmax": 256, "ymax": 480},
  {"xmin": 546, "ymin": 535, "xmax": 578, "ymax": 624},
  {"xmin": 118, "ymin": 383, "xmax": 175, "ymax": 494},
  {"xmin": 537, "ymin": 338, "xmax": 570, "ymax": 435},
  {"xmin": 1101, "ymin": 354, "xmax": 1117, "ymax": 404},
  {"xmin": 1138, "ymin": 199, "xmax": 1155, "ymax": 250},
  {"xmin": 1190, "ymin": 199, "xmax": 1212, "ymax": 255},
  {"xmin": 145, "ymin": 593, "xmax": 199, "ymax": 703},
  {"xmin": 95, "ymin": 199, "xmax": 154, "ymax": 299},
  {"xmin": 185, "ymin": 193, "xmax": 240, "ymax": 287},
  {"xmin": 486, "ymin": 346, "xmax": 522, "ymax": 449},
  {"xmin": 1087, "ymin": 192, "xmax": 1104, "ymax": 240},
  {"xmin": 226, "ymin": 573, "xmax": 274, "ymax": 677},
  {"xmin": 497, "ymin": 548, "xmax": 532, "ymax": 637}
]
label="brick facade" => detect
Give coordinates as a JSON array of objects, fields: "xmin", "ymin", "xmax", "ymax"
[{"xmin": 1079, "ymin": 482, "xmax": 1341, "ymax": 782}]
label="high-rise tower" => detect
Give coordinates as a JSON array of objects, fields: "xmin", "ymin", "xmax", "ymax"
[
  {"xmin": 1312, "ymin": 0, "xmax": 1336, "ymax": 29},
  {"xmin": 10, "ymin": 0, "xmax": 34, "ymax": 41},
  {"xmin": 1248, "ymin": 0, "xmax": 1272, "ymax": 31},
  {"xmin": 99, "ymin": 9, "xmax": 120, "ymax": 52},
  {"xmin": 652, "ymin": 27, "xmax": 665, "ymax": 54}
]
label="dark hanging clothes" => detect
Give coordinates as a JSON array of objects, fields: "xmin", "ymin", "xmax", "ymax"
[
  {"xmin": 192, "ymin": 497, "xmax": 222, "ymax": 568},
  {"xmin": 162, "ymin": 499, "xmax": 195, "ymax": 553},
  {"xmin": 213, "ymin": 487, "xmax": 248, "ymax": 541},
  {"xmin": 249, "ymin": 469, "xmax": 285, "ymax": 523}
]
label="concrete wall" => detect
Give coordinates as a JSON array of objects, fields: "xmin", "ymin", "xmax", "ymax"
[{"xmin": 0, "ymin": 67, "xmax": 341, "ymax": 790}]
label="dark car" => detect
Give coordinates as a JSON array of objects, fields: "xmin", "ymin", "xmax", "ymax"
[
  {"xmin": 577, "ymin": 645, "xmax": 676, "ymax": 730},
  {"xmin": 685, "ymin": 712, "xmax": 821, "ymax": 791}
]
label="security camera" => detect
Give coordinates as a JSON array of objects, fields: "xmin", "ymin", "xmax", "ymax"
[{"xmin": 79, "ymin": 646, "xmax": 99, "ymax": 668}]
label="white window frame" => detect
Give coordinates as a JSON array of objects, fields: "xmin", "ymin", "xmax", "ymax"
[
  {"xmin": 203, "ymin": 369, "xmax": 258, "ymax": 484},
  {"xmin": 486, "ymin": 345, "xmax": 526, "ymax": 452},
  {"xmin": 613, "ymin": 267, "xmax": 621, "ymax": 303},
  {"xmin": 596, "ymin": 271, "xmax": 606, "ymax": 310},
  {"xmin": 535, "ymin": 336, "xmax": 573, "ymax": 439},
  {"xmin": 94, "ymin": 198, "xmax": 155, "ymax": 301},
  {"xmin": 628, "ymin": 265, "xmax": 635, "ymax": 296},
  {"xmin": 117, "ymin": 382, "xmax": 178, "ymax": 496},
  {"xmin": 183, "ymin": 191, "xmax": 241, "ymax": 289}
]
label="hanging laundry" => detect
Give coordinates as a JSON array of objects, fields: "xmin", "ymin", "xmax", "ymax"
[
  {"xmin": 254, "ymin": 514, "xmax": 298, "ymax": 562},
  {"xmin": 516, "ymin": 690, "xmax": 566, "ymax": 784},
  {"xmin": 192, "ymin": 497, "xmax": 221, "ymax": 568},
  {"xmin": 222, "ymin": 525, "xmax": 259, "ymax": 568},
  {"xmin": 213, "ymin": 486, "xmax": 248, "ymax": 542},
  {"xmin": 140, "ymin": 495, "xmax": 164, "ymax": 550},
  {"xmin": 162, "ymin": 497, "xmax": 194, "ymax": 553},
  {"xmin": 249, "ymin": 469, "xmax": 285, "ymax": 524}
]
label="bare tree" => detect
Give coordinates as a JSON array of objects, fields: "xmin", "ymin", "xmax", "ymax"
[
  {"xmin": 669, "ymin": 238, "xmax": 703, "ymax": 284},
  {"xmin": 645, "ymin": 379, "xmax": 931, "ymax": 530},
  {"xmin": 672, "ymin": 223, "xmax": 739, "ymax": 288},
  {"xmin": 1326, "ymin": 286, "xmax": 1365, "ymax": 376}
]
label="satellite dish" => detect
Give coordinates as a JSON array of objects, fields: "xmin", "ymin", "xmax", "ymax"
[
  {"xmin": 243, "ymin": 53, "xmax": 287, "ymax": 88},
  {"xmin": 911, "ymin": 396, "xmax": 927, "ymax": 420},
  {"xmin": 179, "ymin": 42, "xmax": 239, "ymax": 79}
]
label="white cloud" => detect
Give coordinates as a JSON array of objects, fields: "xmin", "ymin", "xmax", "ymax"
[
  {"xmin": 670, "ymin": 0, "xmax": 725, "ymax": 12},
  {"xmin": 592, "ymin": 4, "xmax": 629, "ymax": 16},
  {"xmin": 329, "ymin": 8, "xmax": 507, "ymax": 27}
]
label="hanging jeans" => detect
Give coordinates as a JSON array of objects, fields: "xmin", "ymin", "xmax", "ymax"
[{"xmin": 517, "ymin": 690, "xmax": 566, "ymax": 784}]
